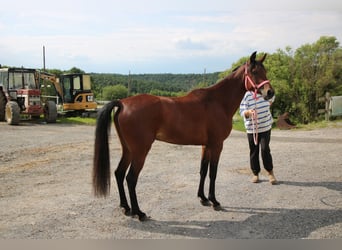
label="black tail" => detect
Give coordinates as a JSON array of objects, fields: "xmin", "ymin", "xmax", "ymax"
[{"xmin": 93, "ymin": 100, "xmax": 122, "ymax": 197}]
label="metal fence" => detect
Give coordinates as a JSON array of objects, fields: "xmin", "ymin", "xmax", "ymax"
[{"xmin": 319, "ymin": 92, "xmax": 342, "ymax": 121}]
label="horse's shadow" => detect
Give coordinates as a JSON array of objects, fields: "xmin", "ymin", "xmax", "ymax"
[
  {"xmin": 126, "ymin": 180, "xmax": 342, "ymax": 239},
  {"xmin": 127, "ymin": 207, "xmax": 341, "ymax": 239}
]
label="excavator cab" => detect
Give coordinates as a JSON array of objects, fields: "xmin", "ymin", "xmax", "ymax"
[
  {"xmin": 39, "ymin": 72, "xmax": 97, "ymax": 116},
  {"xmin": 59, "ymin": 73, "xmax": 97, "ymax": 112}
]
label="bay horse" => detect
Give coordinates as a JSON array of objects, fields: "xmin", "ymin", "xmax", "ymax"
[{"xmin": 93, "ymin": 51, "xmax": 274, "ymax": 221}]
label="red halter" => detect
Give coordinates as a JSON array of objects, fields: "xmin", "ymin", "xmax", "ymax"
[{"xmin": 244, "ymin": 64, "xmax": 270, "ymax": 100}]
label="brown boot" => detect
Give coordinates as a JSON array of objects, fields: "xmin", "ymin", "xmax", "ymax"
[
  {"xmin": 251, "ymin": 175, "xmax": 259, "ymax": 183},
  {"xmin": 268, "ymin": 171, "xmax": 277, "ymax": 185}
]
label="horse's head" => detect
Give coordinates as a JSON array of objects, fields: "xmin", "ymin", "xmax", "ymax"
[{"xmin": 244, "ymin": 51, "xmax": 274, "ymax": 100}]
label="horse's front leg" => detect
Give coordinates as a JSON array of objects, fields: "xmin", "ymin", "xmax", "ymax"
[
  {"xmin": 197, "ymin": 146, "xmax": 210, "ymax": 206},
  {"xmin": 198, "ymin": 158, "xmax": 210, "ymax": 206},
  {"xmin": 208, "ymin": 160, "xmax": 221, "ymax": 210},
  {"xmin": 208, "ymin": 145, "xmax": 223, "ymax": 210}
]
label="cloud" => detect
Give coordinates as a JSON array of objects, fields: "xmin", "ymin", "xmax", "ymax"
[
  {"xmin": 0, "ymin": 0, "xmax": 341, "ymax": 73},
  {"xmin": 175, "ymin": 38, "xmax": 210, "ymax": 50}
]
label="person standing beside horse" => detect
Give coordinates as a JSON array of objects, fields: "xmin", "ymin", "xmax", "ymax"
[{"xmin": 239, "ymin": 90, "xmax": 277, "ymax": 184}]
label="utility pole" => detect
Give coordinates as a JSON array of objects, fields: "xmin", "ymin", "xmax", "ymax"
[
  {"xmin": 127, "ymin": 70, "xmax": 131, "ymax": 97},
  {"xmin": 203, "ymin": 67, "xmax": 206, "ymax": 86},
  {"xmin": 43, "ymin": 46, "xmax": 46, "ymax": 71}
]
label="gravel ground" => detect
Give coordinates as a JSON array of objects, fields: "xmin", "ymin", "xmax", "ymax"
[{"xmin": 0, "ymin": 121, "xmax": 341, "ymax": 239}]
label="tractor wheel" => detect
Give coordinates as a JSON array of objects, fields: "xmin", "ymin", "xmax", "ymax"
[
  {"xmin": 44, "ymin": 101, "xmax": 57, "ymax": 123},
  {"xmin": 0, "ymin": 91, "xmax": 6, "ymax": 121},
  {"xmin": 5, "ymin": 101, "xmax": 20, "ymax": 125}
]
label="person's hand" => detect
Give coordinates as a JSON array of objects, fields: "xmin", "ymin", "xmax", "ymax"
[{"xmin": 244, "ymin": 110, "xmax": 255, "ymax": 118}]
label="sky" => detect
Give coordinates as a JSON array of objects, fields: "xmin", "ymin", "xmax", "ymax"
[{"xmin": 0, "ymin": 0, "xmax": 341, "ymax": 74}]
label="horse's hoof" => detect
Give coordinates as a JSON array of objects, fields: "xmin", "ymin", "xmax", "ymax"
[
  {"xmin": 131, "ymin": 211, "xmax": 149, "ymax": 221},
  {"xmin": 121, "ymin": 206, "xmax": 131, "ymax": 216},
  {"xmin": 213, "ymin": 204, "xmax": 222, "ymax": 211},
  {"xmin": 199, "ymin": 198, "xmax": 211, "ymax": 206},
  {"xmin": 138, "ymin": 214, "xmax": 150, "ymax": 222}
]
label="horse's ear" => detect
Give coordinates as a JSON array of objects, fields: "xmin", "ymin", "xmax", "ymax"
[
  {"xmin": 250, "ymin": 51, "xmax": 257, "ymax": 64},
  {"xmin": 260, "ymin": 53, "xmax": 267, "ymax": 63}
]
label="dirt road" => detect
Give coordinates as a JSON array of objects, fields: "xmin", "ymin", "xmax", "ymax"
[{"xmin": 0, "ymin": 121, "xmax": 341, "ymax": 239}]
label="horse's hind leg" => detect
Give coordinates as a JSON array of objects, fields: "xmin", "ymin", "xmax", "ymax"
[
  {"xmin": 114, "ymin": 149, "xmax": 131, "ymax": 215},
  {"xmin": 126, "ymin": 154, "xmax": 149, "ymax": 221},
  {"xmin": 197, "ymin": 146, "xmax": 211, "ymax": 206}
]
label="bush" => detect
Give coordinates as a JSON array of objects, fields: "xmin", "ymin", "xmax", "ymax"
[{"xmin": 102, "ymin": 84, "xmax": 128, "ymax": 100}]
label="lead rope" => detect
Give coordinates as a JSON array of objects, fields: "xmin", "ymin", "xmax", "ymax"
[{"xmin": 251, "ymin": 108, "xmax": 258, "ymax": 145}]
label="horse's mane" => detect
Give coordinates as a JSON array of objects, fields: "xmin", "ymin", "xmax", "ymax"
[
  {"xmin": 232, "ymin": 65, "xmax": 240, "ymax": 72},
  {"xmin": 232, "ymin": 60, "xmax": 265, "ymax": 73}
]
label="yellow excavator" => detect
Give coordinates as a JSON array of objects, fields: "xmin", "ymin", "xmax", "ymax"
[{"xmin": 39, "ymin": 72, "xmax": 97, "ymax": 116}]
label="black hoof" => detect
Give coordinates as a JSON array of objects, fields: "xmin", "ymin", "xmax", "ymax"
[
  {"xmin": 131, "ymin": 211, "xmax": 148, "ymax": 221},
  {"xmin": 120, "ymin": 206, "xmax": 131, "ymax": 216},
  {"xmin": 213, "ymin": 204, "xmax": 222, "ymax": 211},
  {"xmin": 199, "ymin": 197, "xmax": 211, "ymax": 206},
  {"xmin": 138, "ymin": 213, "xmax": 150, "ymax": 222}
]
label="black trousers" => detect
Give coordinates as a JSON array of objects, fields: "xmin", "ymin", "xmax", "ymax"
[{"xmin": 247, "ymin": 130, "xmax": 273, "ymax": 176}]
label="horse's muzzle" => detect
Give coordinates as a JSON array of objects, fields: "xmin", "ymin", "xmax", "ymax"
[{"xmin": 264, "ymin": 89, "xmax": 275, "ymax": 100}]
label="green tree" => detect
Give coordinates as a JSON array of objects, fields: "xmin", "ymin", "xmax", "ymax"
[
  {"xmin": 66, "ymin": 67, "xmax": 85, "ymax": 74},
  {"xmin": 102, "ymin": 84, "xmax": 128, "ymax": 100},
  {"xmin": 293, "ymin": 36, "xmax": 341, "ymax": 123},
  {"xmin": 191, "ymin": 81, "xmax": 210, "ymax": 90},
  {"xmin": 217, "ymin": 37, "xmax": 342, "ymax": 124},
  {"xmin": 264, "ymin": 47, "xmax": 296, "ymax": 117}
]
